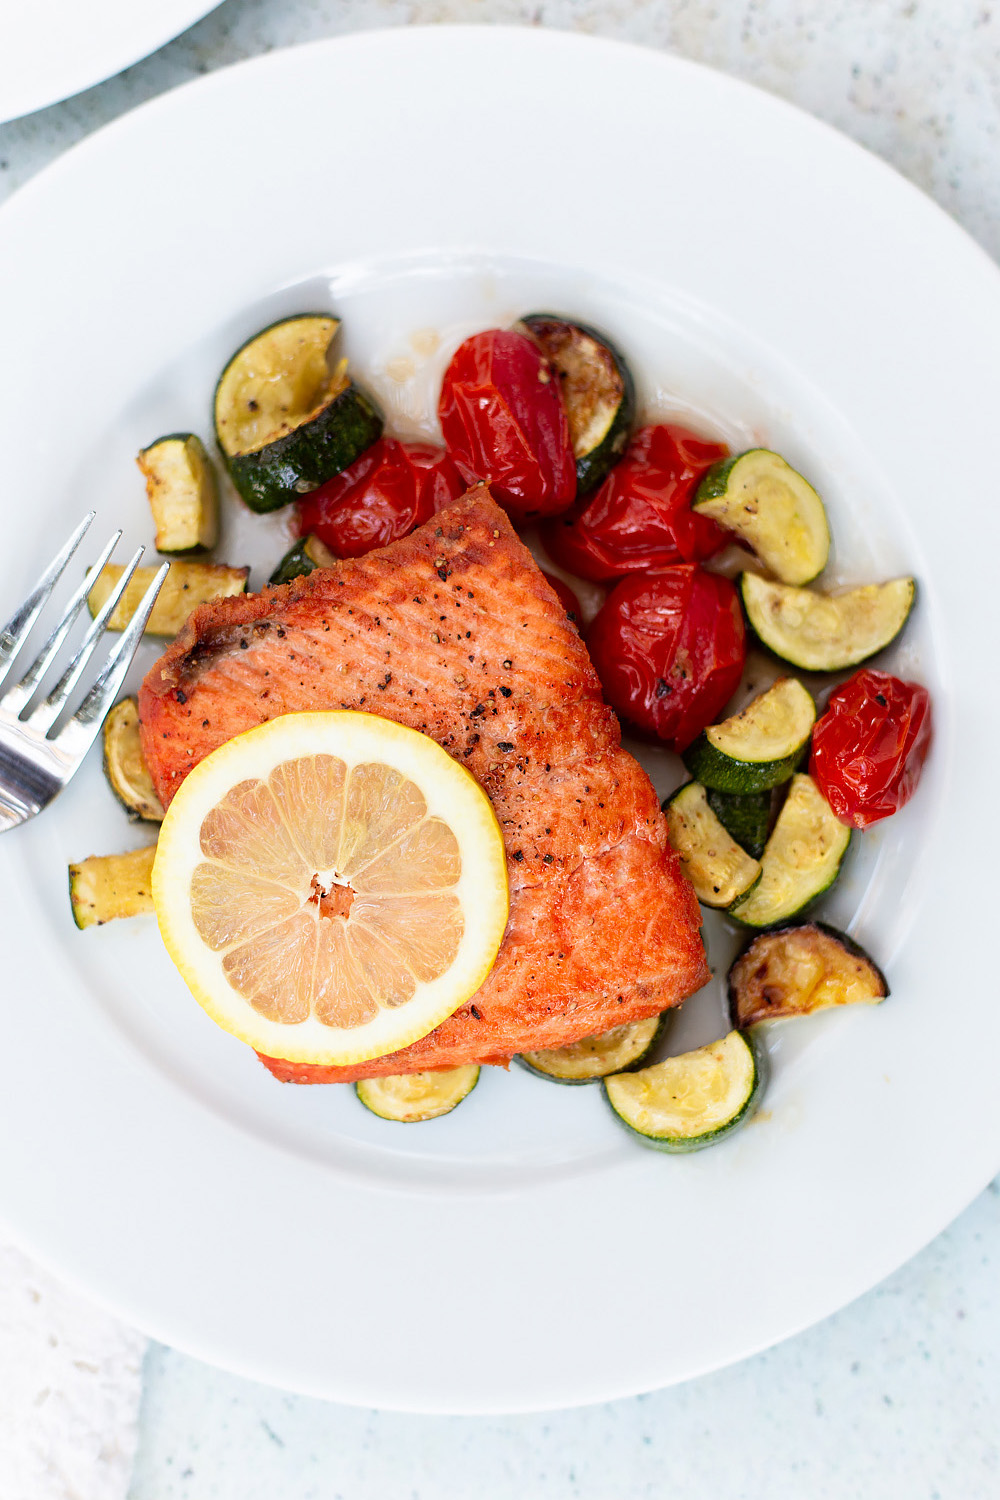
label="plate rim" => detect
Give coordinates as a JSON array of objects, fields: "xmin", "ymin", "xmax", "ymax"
[
  {"xmin": 0, "ymin": 0, "xmax": 225, "ymax": 124},
  {"xmin": 1, "ymin": 25, "xmax": 999, "ymax": 1411}
]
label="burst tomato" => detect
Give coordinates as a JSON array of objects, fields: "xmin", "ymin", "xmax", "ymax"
[
  {"xmin": 587, "ymin": 566, "xmax": 746, "ymax": 752},
  {"xmin": 540, "ymin": 424, "xmax": 729, "ymax": 582},
  {"xmin": 541, "ymin": 572, "xmax": 583, "ymax": 628},
  {"xmin": 295, "ymin": 438, "xmax": 464, "ymax": 557},
  {"xmin": 810, "ymin": 669, "xmax": 932, "ymax": 828},
  {"xmin": 438, "ymin": 329, "xmax": 576, "ymax": 524}
]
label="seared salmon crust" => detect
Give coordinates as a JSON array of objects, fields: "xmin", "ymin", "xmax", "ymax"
[{"xmin": 139, "ymin": 489, "xmax": 708, "ymax": 1081}]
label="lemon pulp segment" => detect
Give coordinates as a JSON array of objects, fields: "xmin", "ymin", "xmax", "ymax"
[{"xmin": 153, "ymin": 712, "xmax": 509, "ymax": 1066}]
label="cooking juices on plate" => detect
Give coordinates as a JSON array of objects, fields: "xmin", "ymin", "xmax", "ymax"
[{"xmin": 73, "ymin": 308, "xmax": 931, "ymax": 1148}]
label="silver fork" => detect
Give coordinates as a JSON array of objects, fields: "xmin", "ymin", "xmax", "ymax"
[{"xmin": 0, "ymin": 513, "xmax": 168, "ymax": 833}]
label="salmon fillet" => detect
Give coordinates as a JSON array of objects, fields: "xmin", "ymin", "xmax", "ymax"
[{"xmin": 139, "ymin": 489, "xmax": 708, "ymax": 1081}]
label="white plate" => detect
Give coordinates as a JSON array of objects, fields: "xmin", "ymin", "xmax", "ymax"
[
  {"xmin": 1, "ymin": 28, "xmax": 999, "ymax": 1413},
  {"xmin": 0, "ymin": 0, "xmax": 222, "ymax": 123}
]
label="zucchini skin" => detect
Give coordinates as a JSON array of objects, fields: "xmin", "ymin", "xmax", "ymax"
[
  {"xmin": 682, "ymin": 678, "xmax": 815, "ymax": 794},
  {"xmin": 694, "ymin": 449, "xmax": 830, "ymax": 586},
  {"xmin": 683, "ymin": 733, "xmax": 806, "ymax": 795},
  {"xmin": 706, "ymin": 789, "xmax": 771, "ymax": 860},
  {"xmin": 729, "ymin": 848, "xmax": 849, "ymax": 928},
  {"xmin": 814, "ymin": 921, "xmax": 888, "ymax": 983},
  {"xmin": 102, "ymin": 698, "xmax": 164, "ymax": 823},
  {"xmin": 519, "ymin": 313, "xmax": 636, "ymax": 495},
  {"xmin": 137, "ymin": 431, "xmax": 219, "ymax": 555},
  {"xmin": 740, "ymin": 573, "xmax": 917, "ymax": 673},
  {"xmin": 223, "ymin": 382, "xmax": 383, "ymax": 514},
  {"xmin": 729, "ymin": 774, "xmax": 851, "ymax": 929},
  {"xmin": 603, "ymin": 1031, "xmax": 767, "ymax": 1153},
  {"xmin": 354, "ymin": 1065, "xmax": 480, "ymax": 1122},
  {"xmin": 269, "ymin": 535, "xmax": 338, "ymax": 585},
  {"xmin": 515, "ymin": 1015, "xmax": 665, "ymax": 1085},
  {"xmin": 68, "ymin": 845, "xmax": 157, "ymax": 929},
  {"xmin": 728, "ymin": 921, "xmax": 888, "ymax": 1028},
  {"xmin": 663, "ymin": 782, "xmax": 762, "ymax": 908}
]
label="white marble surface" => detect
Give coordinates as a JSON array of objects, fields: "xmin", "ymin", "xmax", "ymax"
[
  {"xmin": 1, "ymin": 3, "xmax": 999, "ymax": 1497},
  {"xmin": 131, "ymin": 1181, "xmax": 1000, "ymax": 1499},
  {"xmin": 0, "ymin": 1242, "xmax": 144, "ymax": 1500},
  {"xmin": 3, "ymin": 0, "xmax": 1000, "ymax": 260}
]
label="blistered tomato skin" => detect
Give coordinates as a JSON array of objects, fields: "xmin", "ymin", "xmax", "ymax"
[
  {"xmin": 295, "ymin": 438, "xmax": 465, "ymax": 557},
  {"xmin": 438, "ymin": 330, "xmax": 576, "ymax": 524},
  {"xmin": 587, "ymin": 566, "xmax": 746, "ymax": 753},
  {"xmin": 540, "ymin": 425, "xmax": 729, "ymax": 582},
  {"xmin": 810, "ymin": 669, "xmax": 932, "ymax": 828},
  {"xmin": 541, "ymin": 572, "xmax": 584, "ymax": 628}
]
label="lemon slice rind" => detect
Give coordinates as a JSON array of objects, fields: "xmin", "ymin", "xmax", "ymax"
[{"xmin": 152, "ymin": 712, "xmax": 509, "ymax": 1066}]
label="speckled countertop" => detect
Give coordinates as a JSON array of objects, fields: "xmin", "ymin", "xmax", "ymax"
[
  {"xmin": 5, "ymin": 0, "xmax": 1000, "ymax": 261},
  {"xmin": 2, "ymin": 4, "xmax": 999, "ymax": 1498}
]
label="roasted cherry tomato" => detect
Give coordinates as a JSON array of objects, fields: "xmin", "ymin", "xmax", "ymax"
[
  {"xmin": 587, "ymin": 566, "xmax": 746, "ymax": 752},
  {"xmin": 541, "ymin": 571, "xmax": 583, "ymax": 628},
  {"xmin": 295, "ymin": 438, "xmax": 464, "ymax": 557},
  {"xmin": 810, "ymin": 669, "xmax": 931, "ymax": 828},
  {"xmin": 438, "ymin": 329, "xmax": 576, "ymax": 524},
  {"xmin": 540, "ymin": 424, "xmax": 729, "ymax": 582}
]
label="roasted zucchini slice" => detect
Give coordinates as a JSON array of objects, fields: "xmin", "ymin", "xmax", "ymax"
[
  {"xmin": 683, "ymin": 677, "xmax": 815, "ymax": 794},
  {"xmin": 517, "ymin": 1016, "xmax": 663, "ymax": 1084},
  {"xmin": 68, "ymin": 844, "xmax": 157, "ymax": 929},
  {"xmin": 268, "ymin": 534, "xmax": 338, "ymax": 585},
  {"xmin": 603, "ymin": 1031, "xmax": 765, "ymax": 1152},
  {"xmin": 694, "ymin": 449, "xmax": 830, "ymax": 585},
  {"xmin": 102, "ymin": 699, "xmax": 164, "ymax": 822},
  {"xmin": 664, "ymin": 783, "xmax": 761, "ymax": 908},
  {"xmin": 87, "ymin": 560, "xmax": 249, "ymax": 636},
  {"xmin": 518, "ymin": 314, "xmax": 635, "ymax": 495},
  {"xmin": 741, "ymin": 572, "xmax": 916, "ymax": 673},
  {"xmin": 706, "ymin": 788, "xmax": 772, "ymax": 861},
  {"xmin": 137, "ymin": 433, "xmax": 219, "ymax": 554},
  {"xmin": 729, "ymin": 773, "xmax": 851, "ymax": 928},
  {"xmin": 728, "ymin": 922, "xmax": 888, "ymax": 1028},
  {"xmin": 355, "ymin": 1065, "xmax": 480, "ymax": 1122},
  {"xmin": 214, "ymin": 314, "xmax": 383, "ymax": 513}
]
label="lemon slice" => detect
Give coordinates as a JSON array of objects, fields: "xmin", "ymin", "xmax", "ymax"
[{"xmin": 152, "ymin": 712, "xmax": 509, "ymax": 1066}]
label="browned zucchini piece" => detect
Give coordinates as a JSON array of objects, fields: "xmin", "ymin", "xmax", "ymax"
[
  {"xmin": 728, "ymin": 774, "xmax": 850, "ymax": 928},
  {"xmin": 728, "ymin": 922, "xmax": 888, "ymax": 1027},
  {"xmin": 603, "ymin": 1031, "xmax": 765, "ymax": 1151},
  {"xmin": 663, "ymin": 782, "xmax": 761, "ymax": 907},
  {"xmin": 518, "ymin": 1016, "xmax": 664, "ymax": 1084},
  {"xmin": 740, "ymin": 573, "xmax": 916, "ymax": 673},
  {"xmin": 68, "ymin": 845, "xmax": 157, "ymax": 929},
  {"xmin": 102, "ymin": 699, "xmax": 164, "ymax": 822},
  {"xmin": 694, "ymin": 449, "xmax": 830, "ymax": 585},
  {"xmin": 355, "ymin": 1066, "xmax": 480, "ymax": 1121},
  {"xmin": 87, "ymin": 560, "xmax": 249, "ymax": 636},
  {"xmin": 269, "ymin": 534, "xmax": 338, "ymax": 585},
  {"xmin": 517, "ymin": 314, "xmax": 635, "ymax": 494},
  {"xmin": 214, "ymin": 315, "xmax": 383, "ymax": 513},
  {"xmin": 137, "ymin": 433, "xmax": 219, "ymax": 554}
]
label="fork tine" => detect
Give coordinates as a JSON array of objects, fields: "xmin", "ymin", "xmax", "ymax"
[
  {"xmin": 1, "ymin": 529, "xmax": 123, "ymax": 720},
  {"xmin": 0, "ymin": 512, "xmax": 96, "ymax": 692},
  {"xmin": 28, "ymin": 545, "xmax": 148, "ymax": 734},
  {"xmin": 54, "ymin": 563, "xmax": 169, "ymax": 750}
]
